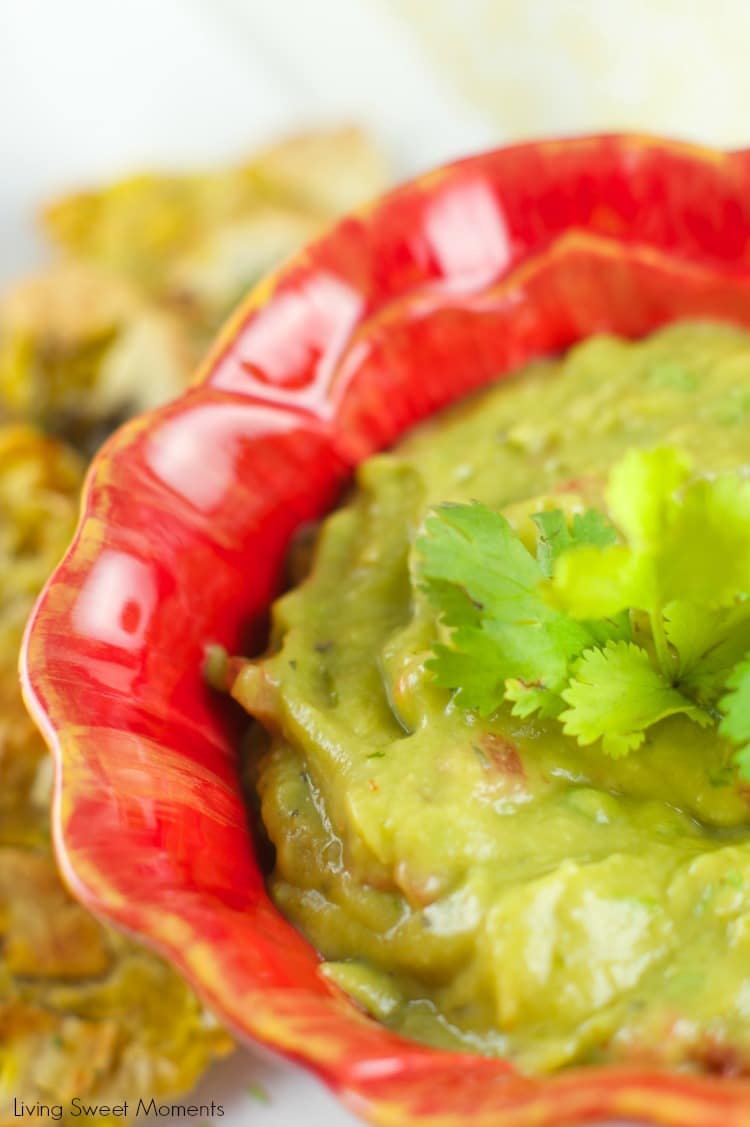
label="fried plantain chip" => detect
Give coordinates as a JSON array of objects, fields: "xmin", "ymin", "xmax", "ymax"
[
  {"xmin": 4, "ymin": 129, "xmax": 387, "ymax": 449},
  {"xmin": 0, "ymin": 427, "xmax": 231, "ymax": 1122},
  {"xmin": 41, "ymin": 127, "xmax": 388, "ymax": 340},
  {"xmin": 165, "ymin": 203, "xmax": 322, "ymax": 345},
  {"xmin": 0, "ymin": 264, "xmax": 194, "ymax": 452}
]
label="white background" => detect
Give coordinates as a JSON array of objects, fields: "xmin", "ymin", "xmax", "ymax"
[{"xmin": 3, "ymin": 1, "xmax": 749, "ymax": 1124}]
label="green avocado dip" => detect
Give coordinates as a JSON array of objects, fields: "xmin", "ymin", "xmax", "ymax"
[{"xmin": 230, "ymin": 320, "xmax": 750, "ymax": 1075}]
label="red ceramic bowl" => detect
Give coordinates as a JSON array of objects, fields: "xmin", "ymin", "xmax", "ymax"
[{"xmin": 22, "ymin": 136, "xmax": 750, "ymax": 1127}]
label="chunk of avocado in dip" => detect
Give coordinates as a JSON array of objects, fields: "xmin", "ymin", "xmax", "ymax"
[{"xmin": 231, "ymin": 321, "xmax": 750, "ymax": 1075}]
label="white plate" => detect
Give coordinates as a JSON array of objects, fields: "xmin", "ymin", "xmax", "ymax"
[{"xmin": 141, "ymin": 1046, "xmax": 361, "ymax": 1127}]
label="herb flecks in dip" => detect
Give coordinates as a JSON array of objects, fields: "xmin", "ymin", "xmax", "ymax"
[{"xmin": 231, "ymin": 322, "xmax": 750, "ymax": 1074}]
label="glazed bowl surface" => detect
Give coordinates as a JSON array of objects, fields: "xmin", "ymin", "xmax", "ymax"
[{"xmin": 22, "ymin": 136, "xmax": 750, "ymax": 1127}]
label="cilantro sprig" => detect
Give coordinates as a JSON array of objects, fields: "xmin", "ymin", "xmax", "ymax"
[{"xmin": 416, "ymin": 447, "xmax": 750, "ymax": 779}]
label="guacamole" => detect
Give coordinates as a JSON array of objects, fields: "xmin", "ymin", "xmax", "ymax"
[{"xmin": 232, "ymin": 321, "xmax": 750, "ymax": 1075}]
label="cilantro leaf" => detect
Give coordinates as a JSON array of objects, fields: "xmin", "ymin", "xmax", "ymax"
[
  {"xmin": 428, "ymin": 631, "xmax": 510, "ymax": 715},
  {"xmin": 417, "ymin": 448, "xmax": 750, "ymax": 777},
  {"xmin": 663, "ymin": 600, "xmax": 725, "ymax": 678},
  {"xmin": 560, "ymin": 641, "xmax": 711, "ymax": 758},
  {"xmin": 606, "ymin": 446, "xmax": 691, "ymax": 549},
  {"xmin": 505, "ymin": 678, "xmax": 565, "ymax": 719},
  {"xmin": 657, "ymin": 475, "xmax": 750, "ymax": 608},
  {"xmin": 421, "ymin": 576, "xmax": 482, "ymax": 630},
  {"xmin": 532, "ymin": 510, "xmax": 570, "ymax": 579},
  {"xmin": 550, "ymin": 448, "xmax": 750, "ymax": 683},
  {"xmin": 666, "ymin": 601, "xmax": 750, "ymax": 704},
  {"xmin": 734, "ymin": 745, "xmax": 750, "ymax": 782},
  {"xmin": 552, "ymin": 449, "xmax": 687, "ymax": 617},
  {"xmin": 551, "ymin": 544, "xmax": 645, "ymax": 619},
  {"xmin": 550, "ymin": 448, "xmax": 691, "ymax": 634},
  {"xmin": 581, "ymin": 610, "xmax": 633, "ymax": 647},
  {"xmin": 719, "ymin": 656, "xmax": 750, "ymax": 780},
  {"xmin": 418, "ymin": 503, "xmax": 595, "ymax": 716},
  {"xmin": 571, "ymin": 509, "xmax": 620, "ymax": 550},
  {"xmin": 533, "ymin": 508, "xmax": 616, "ymax": 578},
  {"xmin": 555, "ymin": 455, "xmax": 750, "ymax": 620},
  {"xmin": 419, "ymin": 503, "xmax": 543, "ymax": 623}
]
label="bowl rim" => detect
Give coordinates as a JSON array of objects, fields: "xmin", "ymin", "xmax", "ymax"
[{"xmin": 21, "ymin": 134, "xmax": 750, "ymax": 1127}]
